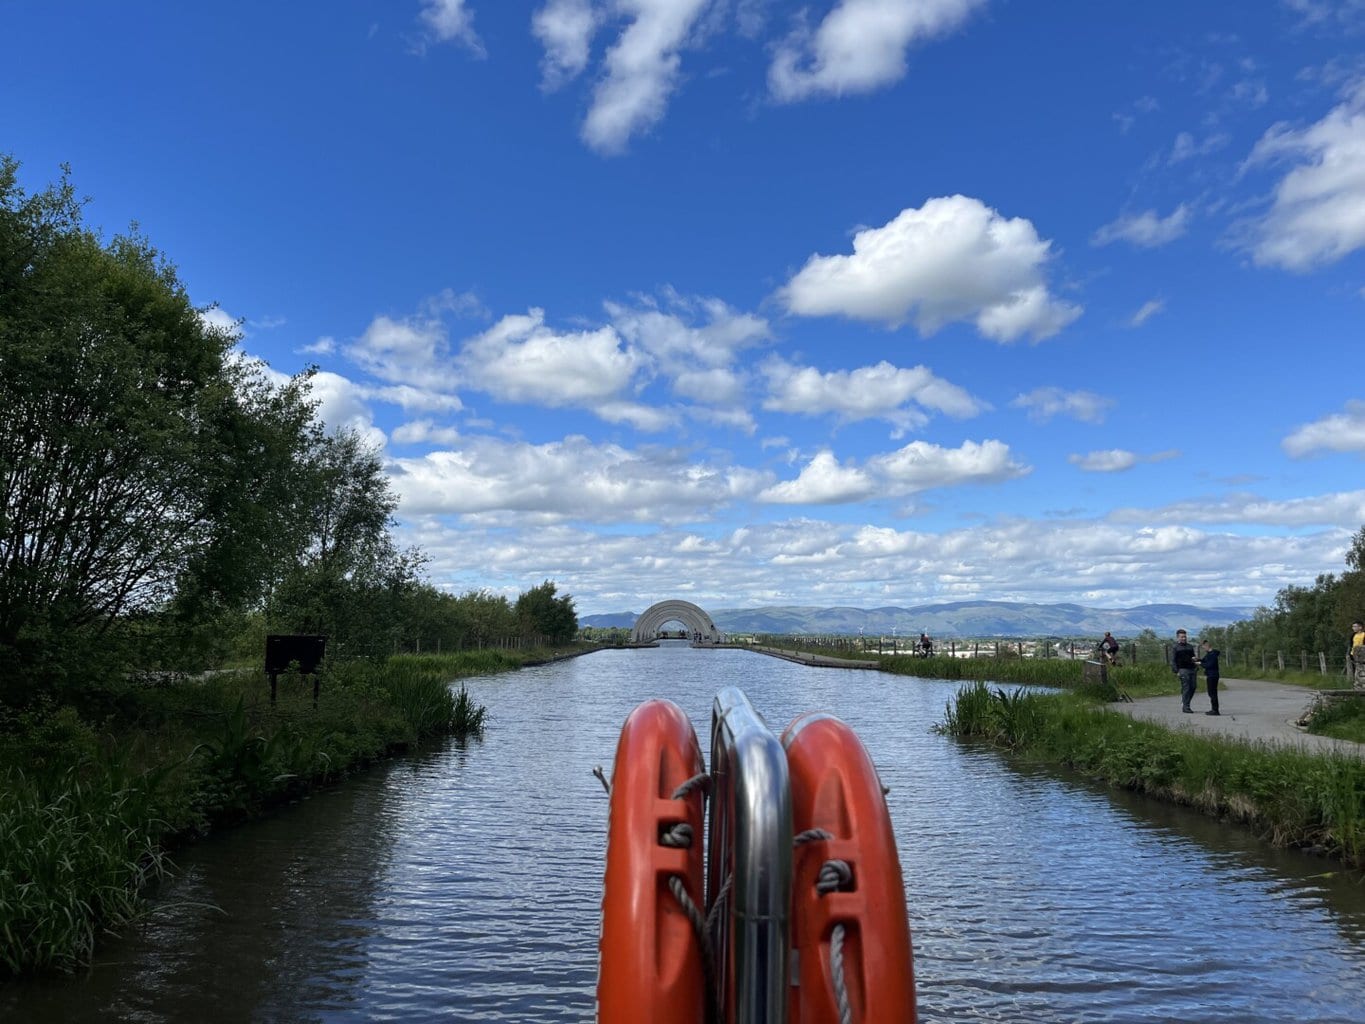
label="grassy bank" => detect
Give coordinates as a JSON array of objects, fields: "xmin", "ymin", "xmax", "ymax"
[
  {"xmin": 0, "ymin": 647, "xmax": 570, "ymax": 976},
  {"xmin": 938, "ymin": 682, "xmax": 1365, "ymax": 867}
]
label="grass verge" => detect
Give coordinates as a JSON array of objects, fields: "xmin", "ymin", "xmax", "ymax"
[
  {"xmin": 937, "ymin": 682, "xmax": 1365, "ymax": 867},
  {"xmin": 0, "ymin": 647, "xmax": 563, "ymax": 976}
]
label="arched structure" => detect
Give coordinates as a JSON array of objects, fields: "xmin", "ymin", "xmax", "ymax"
[{"xmin": 631, "ymin": 599, "xmax": 725, "ymax": 645}]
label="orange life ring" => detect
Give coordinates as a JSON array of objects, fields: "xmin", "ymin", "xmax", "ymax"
[
  {"xmin": 597, "ymin": 699, "xmax": 708, "ymax": 1024},
  {"xmin": 782, "ymin": 712, "xmax": 917, "ymax": 1024}
]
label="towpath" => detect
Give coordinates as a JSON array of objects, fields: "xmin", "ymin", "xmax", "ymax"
[{"xmin": 1111, "ymin": 676, "xmax": 1365, "ymax": 758}]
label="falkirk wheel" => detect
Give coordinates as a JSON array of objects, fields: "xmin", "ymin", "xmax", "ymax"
[{"xmin": 631, "ymin": 599, "xmax": 725, "ymax": 645}]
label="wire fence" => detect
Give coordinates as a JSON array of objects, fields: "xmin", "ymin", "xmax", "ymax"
[{"xmin": 748, "ymin": 634, "xmax": 1359, "ymax": 677}]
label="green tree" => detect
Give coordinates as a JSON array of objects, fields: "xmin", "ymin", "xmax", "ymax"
[
  {"xmin": 515, "ymin": 580, "xmax": 577, "ymax": 644},
  {"xmin": 0, "ymin": 159, "xmax": 315, "ymax": 692}
]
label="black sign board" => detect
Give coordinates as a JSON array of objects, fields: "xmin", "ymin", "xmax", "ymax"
[{"xmin": 265, "ymin": 634, "xmax": 327, "ymax": 703}]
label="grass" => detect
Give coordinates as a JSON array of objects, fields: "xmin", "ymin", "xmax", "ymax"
[
  {"xmin": 0, "ymin": 645, "xmax": 557, "ymax": 977},
  {"xmin": 938, "ymin": 682, "xmax": 1365, "ymax": 867},
  {"xmin": 1305, "ymin": 698, "xmax": 1365, "ymax": 744}
]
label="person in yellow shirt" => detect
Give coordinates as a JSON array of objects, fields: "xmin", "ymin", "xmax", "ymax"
[{"xmin": 1351, "ymin": 621, "xmax": 1365, "ymax": 690}]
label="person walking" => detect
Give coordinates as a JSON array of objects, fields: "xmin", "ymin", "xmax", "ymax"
[
  {"xmin": 1199, "ymin": 640, "xmax": 1221, "ymax": 715},
  {"xmin": 1350, "ymin": 621, "xmax": 1365, "ymax": 690},
  {"xmin": 1172, "ymin": 628, "xmax": 1198, "ymax": 713}
]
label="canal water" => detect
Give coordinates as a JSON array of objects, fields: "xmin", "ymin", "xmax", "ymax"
[{"xmin": 5, "ymin": 643, "xmax": 1365, "ymax": 1022}]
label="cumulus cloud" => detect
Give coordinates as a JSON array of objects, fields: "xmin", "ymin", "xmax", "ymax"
[
  {"xmin": 1243, "ymin": 84, "xmax": 1365, "ymax": 270},
  {"xmin": 390, "ymin": 434, "xmax": 771, "ymax": 521},
  {"xmin": 458, "ymin": 307, "xmax": 646, "ymax": 407},
  {"xmin": 581, "ymin": 0, "xmax": 711, "ymax": 154},
  {"xmin": 759, "ymin": 439, "xmax": 1029, "ymax": 504},
  {"xmin": 346, "ymin": 313, "xmax": 451, "ymax": 385},
  {"xmin": 1010, "ymin": 387, "xmax": 1114, "ymax": 424},
  {"xmin": 781, "ymin": 195, "xmax": 1081, "ymax": 342},
  {"xmin": 1127, "ymin": 298, "xmax": 1166, "ymax": 327},
  {"xmin": 533, "ymin": 0, "xmax": 598, "ymax": 89},
  {"xmin": 1282, "ymin": 399, "xmax": 1365, "ymax": 455},
  {"xmin": 1092, "ymin": 205, "xmax": 1190, "ymax": 247},
  {"xmin": 418, "ymin": 0, "xmax": 484, "ymax": 54},
  {"xmin": 757, "ymin": 450, "xmax": 875, "ymax": 504},
  {"xmin": 761, "ymin": 357, "xmax": 985, "ymax": 435},
  {"xmin": 392, "ymin": 419, "xmax": 462, "ymax": 446},
  {"xmin": 1069, "ymin": 449, "xmax": 1180, "ymax": 472},
  {"xmin": 769, "ymin": 0, "xmax": 987, "ymax": 101},
  {"xmin": 308, "ymin": 371, "xmax": 388, "ymax": 449}
]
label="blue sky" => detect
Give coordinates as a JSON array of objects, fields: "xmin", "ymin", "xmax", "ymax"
[{"xmin": 3, "ymin": 0, "xmax": 1364, "ymax": 615}]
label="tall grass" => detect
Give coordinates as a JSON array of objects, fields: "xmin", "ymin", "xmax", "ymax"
[
  {"xmin": 0, "ymin": 647, "xmax": 505, "ymax": 976},
  {"xmin": 938, "ymin": 682, "xmax": 1365, "ymax": 866}
]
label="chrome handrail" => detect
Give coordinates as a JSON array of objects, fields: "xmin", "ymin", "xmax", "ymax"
[{"xmin": 707, "ymin": 687, "xmax": 792, "ymax": 1024}]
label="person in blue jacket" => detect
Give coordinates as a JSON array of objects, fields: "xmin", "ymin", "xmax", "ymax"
[{"xmin": 1199, "ymin": 640, "xmax": 1221, "ymax": 716}]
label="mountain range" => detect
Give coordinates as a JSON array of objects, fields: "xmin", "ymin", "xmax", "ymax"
[{"xmin": 579, "ymin": 601, "xmax": 1258, "ymax": 638}]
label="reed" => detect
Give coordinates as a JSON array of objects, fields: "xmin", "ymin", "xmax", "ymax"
[
  {"xmin": 0, "ymin": 647, "xmax": 508, "ymax": 976},
  {"xmin": 937, "ymin": 683, "xmax": 1365, "ymax": 866}
]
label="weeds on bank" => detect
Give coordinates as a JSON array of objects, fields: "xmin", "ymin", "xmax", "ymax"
[
  {"xmin": 937, "ymin": 682, "xmax": 1365, "ymax": 867},
  {"xmin": 0, "ymin": 649, "xmax": 507, "ymax": 977},
  {"xmin": 1305, "ymin": 699, "xmax": 1365, "ymax": 744}
]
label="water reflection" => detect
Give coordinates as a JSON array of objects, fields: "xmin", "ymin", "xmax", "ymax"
[{"xmin": 3, "ymin": 646, "xmax": 1363, "ymax": 1023}]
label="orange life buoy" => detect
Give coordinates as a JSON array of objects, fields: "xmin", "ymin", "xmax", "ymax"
[
  {"xmin": 782, "ymin": 712, "xmax": 917, "ymax": 1024},
  {"xmin": 597, "ymin": 699, "xmax": 707, "ymax": 1024}
]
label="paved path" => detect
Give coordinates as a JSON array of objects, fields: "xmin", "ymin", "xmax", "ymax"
[{"xmin": 1111, "ymin": 676, "xmax": 1365, "ymax": 758}]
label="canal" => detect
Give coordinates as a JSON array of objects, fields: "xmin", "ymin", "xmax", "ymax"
[{"xmin": 4, "ymin": 643, "xmax": 1364, "ymax": 1022}]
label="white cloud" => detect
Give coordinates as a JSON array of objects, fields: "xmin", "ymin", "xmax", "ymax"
[
  {"xmin": 418, "ymin": 0, "xmax": 484, "ymax": 54},
  {"xmin": 581, "ymin": 0, "xmax": 711, "ymax": 155},
  {"xmin": 869, "ymin": 438, "xmax": 1029, "ymax": 492},
  {"xmin": 769, "ymin": 0, "xmax": 987, "ymax": 101},
  {"xmin": 1244, "ymin": 84, "xmax": 1365, "ymax": 270},
  {"xmin": 371, "ymin": 384, "xmax": 464, "ymax": 413},
  {"xmin": 1118, "ymin": 489, "xmax": 1365, "ymax": 528},
  {"xmin": 757, "ymin": 450, "xmax": 875, "ymax": 504},
  {"xmin": 308, "ymin": 371, "xmax": 388, "ymax": 450},
  {"xmin": 1128, "ymin": 298, "xmax": 1166, "ymax": 327},
  {"xmin": 1282, "ymin": 399, "xmax": 1365, "ymax": 455},
  {"xmin": 1069, "ymin": 449, "xmax": 1180, "ymax": 472},
  {"xmin": 197, "ymin": 306, "xmax": 240, "ymax": 337},
  {"xmin": 407, "ymin": 511, "xmax": 1348, "ymax": 614},
  {"xmin": 1092, "ymin": 205, "xmax": 1190, "ymax": 247},
  {"xmin": 759, "ymin": 438, "xmax": 1029, "ymax": 504},
  {"xmin": 533, "ymin": 0, "xmax": 598, "ymax": 89},
  {"xmin": 1011, "ymin": 387, "xmax": 1114, "ymax": 424},
  {"xmin": 346, "ymin": 314, "xmax": 450, "ymax": 385},
  {"xmin": 761, "ymin": 357, "xmax": 985, "ymax": 435},
  {"xmin": 1169, "ymin": 130, "xmax": 1230, "ymax": 164},
  {"xmin": 390, "ymin": 434, "xmax": 771, "ymax": 521},
  {"xmin": 392, "ymin": 419, "xmax": 462, "ymax": 446},
  {"xmin": 458, "ymin": 307, "xmax": 645, "ymax": 407},
  {"xmin": 781, "ymin": 195, "xmax": 1081, "ymax": 342},
  {"xmin": 300, "ymin": 336, "xmax": 336, "ymax": 355}
]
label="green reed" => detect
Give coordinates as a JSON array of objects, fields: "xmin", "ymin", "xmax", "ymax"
[{"xmin": 937, "ymin": 682, "xmax": 1365, "ymax": 866}]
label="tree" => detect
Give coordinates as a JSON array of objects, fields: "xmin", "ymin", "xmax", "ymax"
[
  {"xmin": 515, "ymin": 580, "xmax": 577, "ymax": 644},
  {"xmin": 0, "ymin": 159, "xmax": 316, "ymax": 690}
]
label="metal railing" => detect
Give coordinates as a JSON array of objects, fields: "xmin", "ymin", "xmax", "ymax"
[{"xmin": 707, "ymin": 687, "xmax": 792, "ymax": 1024}]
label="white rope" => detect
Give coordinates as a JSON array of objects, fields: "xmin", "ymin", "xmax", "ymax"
[{"xmin": 793, "ymin": 830, "xmax": 856, "ymax": 1023}]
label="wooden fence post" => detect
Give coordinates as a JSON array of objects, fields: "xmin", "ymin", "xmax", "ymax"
[
  {"xmin": 1277, "ymin": 651, "xmax": 1285, "ymax": 671},
  {"xmin": 1319, "ymin": 652, "xmax": 1328, "ymax": 674},
  {"xmin": 1300, "ymin": 651, "xmax": 1307, "ymax": 671}
]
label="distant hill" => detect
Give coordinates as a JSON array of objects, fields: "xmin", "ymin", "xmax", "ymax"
[{"xmin": 580, "ymin": 600, "xmax": 1256, "ymax": 638}]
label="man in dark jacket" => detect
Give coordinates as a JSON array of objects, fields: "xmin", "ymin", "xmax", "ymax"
[
  {"xmin": 1172, "ymin": 629, "xmax": 1198, "ymax": 713},
  {"xmin": 1199, "ymin": 641, "xmax": 1221, "ymax": 716}
]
